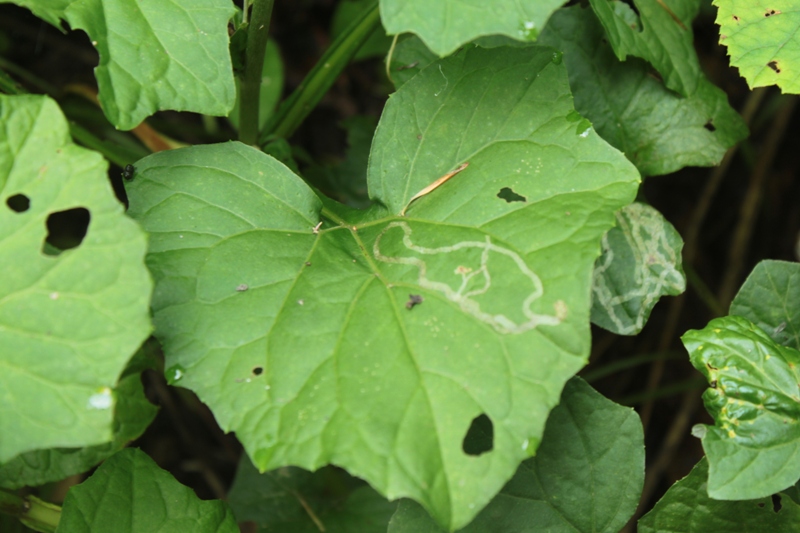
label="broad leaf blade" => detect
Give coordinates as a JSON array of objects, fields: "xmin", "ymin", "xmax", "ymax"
[
  {"xmin": 64, "ymin": 0, "xmax": 236, "ymax": 130},
  {"xmin": 683, "ymin": 316, "xmax": 800, "ymax": 499},
  {"xmin": 591, "ymin": 203, "xmax": 685, "ymax": 335},
  {"xmin": 539, "ymin": 5, "xmax": 748, "ymax": 177},
  {"xmin": 0, "ymin": 94, "xmax": 151, "ymax": 462},
  {"xmin": 730, "ymin": 260, "xmax": 800, "ymax": 350},
  {"xmin": 0, "ymin": 349, "xmax": 158, "ymax": 489},
  {"xmin": 587, "ymin": 0, "xmax": 702, "ymax": 96},
  {"xmin": 639, "ymin": 458, "xmax": 800, "ymax": 532},
  {"xmin": 228, "ymin": 459, "xmax": 396, "ymax": 532},
  {"xmin": 56, "ymin": 448, "xmax": 238, "ymax": 533},
  {"xmin": 388, "ymin": 377, "xmax": 645, "ymax": 533},
  {"xmin": 379, "ymin": 0, "xmax": 566, "ymax": 56},
  {"xmin": 126, "ymin": 44, "xmax": 638, "ymax": 530},
  {"xmin": 714, "ymin": 0, "xmax": 800, "ymax": 93}
]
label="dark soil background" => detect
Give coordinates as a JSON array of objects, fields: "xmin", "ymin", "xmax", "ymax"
[{"xmin": 1, "ymin": 0, "xmax": 799, "ymax": 529}]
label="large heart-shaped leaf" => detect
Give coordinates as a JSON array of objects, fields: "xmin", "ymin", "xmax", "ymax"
[
  {"xmin": 683, "ymin": 315, "xmax": 800, "ymax": 499},
  {"xmin": 714, "ymin": 0, "xmax": 800, "ymax": 93},
  {"xmin": 0, "ymin": 94, "xmax": 151, "ymax": 463},
  {"xmin": 126, "ymin": 45, "xmax": 638, "ymax": 529}
]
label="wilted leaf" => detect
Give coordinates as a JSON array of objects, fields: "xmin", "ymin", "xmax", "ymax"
[
  {"xmin": 683, "ymin": 315, "xmax": 800, "ymax": 499},
  {"xmin": 591, "ymin": 203, "xmax": 685, "ymax": 335},
  {"xmin": 0, "ymin": 94, "xmax": 151, "ymax": 463},
  {"xmin": 126, "ymin": 45, "xmax": 638, "ymax": 529},
  {"xmin": 388, "ymin": 378, "xmax": 644, "ymax": 533},
  {"xmin": 730, "ymin": 260, "xmax": 800, "ymax": 350},
  {"xmin": 56, "ymin": 448, "xmax": 238, "ymax": 533},
  {"xmin": 714, "ymin": 0, "xmax": 800, "ymax": 93}
]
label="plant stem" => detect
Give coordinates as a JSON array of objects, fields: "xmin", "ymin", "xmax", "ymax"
[
  {"xmin": 0, "ymin": 490, "xmax": 60, "ymax": 533},
  {"xmin": 69, "ymin": 122, "xmax": 147, "ymax": 168},
  {"xmin": 581, "ymin": 351, "xmax": 683, "ymax": 383},
  {"xmin": 239, "ymin": 0, "xmax": 275, "ymax": 146},
  {"xmin": 260, "ymin": 0, "xmax": 381, "ymax": 143}
]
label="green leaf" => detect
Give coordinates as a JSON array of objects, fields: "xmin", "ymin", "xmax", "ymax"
[
  {"xmin": 591, "ymin": 203, "xmax": 685, "ymax": 335},
  {"xmin": 683, "ymin": 315, "xmax": 800, "ymax": 499},
  {"xmin": 379, "ymin": 0, "xmax": 567, "ymax": 56},
  {"xmin": 714, "ymin": 1, "xmax": 800, "ymax": 93},
  {"xmin": 730, "ymin": 260, "xmax": 800, "ymax": 350},
  {"xmin": 388, "ymin": 377, "xmax": 644, "ymax": 533},
  {"xmin": 228, "ymin": 458, "xmax": 396, "ymax": 532},
  {"xmin": 587, "ymin": 0, "xmax": 702, "ymax": 96},
  {"xmin": 639, "ymin": 458, "xmax": 800, "ymax": 532},
  {"xmin": 387, "ymin": 35, "xmax": 440, "ymax": 89},
  {"xmin": 62, "ymin": 0, "xmax": 236, "ymax": 130},
  {"xmin": 0, "ymin": 348, "xmax": 158, "ymax": 489},
  {"xmin": 126, "ymin": 44, "xmax": 638, "ymax": 530},
  {"xmin": 0, "ymin": 94, "xmax": 151, "ymax": 463},
  {"xmin": 333, "ymin": 0, "xmax": 393, "ymax": 61},
  {"xmin": 539, "ymin": 5, "xmax": 748, "ymax": 177},
  {"xmin": 228, "ymin": 39, "xmax": 284, "ymax": 132},
  {"xmin": 56, "ymin": 448, "xmax": 238, "ymax": 533}
]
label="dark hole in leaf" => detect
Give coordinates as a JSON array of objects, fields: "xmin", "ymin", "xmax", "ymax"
[
  {"xmin": 497, "ymin": 187, "xmax": 526, "ymax": 203},
  {"xmin": 768, "ymin": 61, "xmax": 781, "ymax": 73},
  {"xmin": 6, "ymin": 193, "xmax": 30, "ymax": 213},
  {"xmin": 765, "ymin": 9, "xmax": 777, "ymax": 16},
  {"xmin": 758, "ymin": 502, "xmax": 765, "ymax": 508},
  {"xmin": 462, "ymin": 413, "xmax": 493, "ymax": 456},
  {"xmin": 772, "ymin": 494, "xmax": 782, "ymax": 512},
  {"xmin": 252, "ymin": 366, "xmax": 263, "ymax": 376},
  {"xmin": 704, "ymin": 120, "xmax": 716, "ymax": 132},
  {"xmin": 42, "ymin": 207, "xmax": 90, "ymax": 256},
  {"xmin": 621, "ymin": 0, "xmax": 640, "ymax": 17}
]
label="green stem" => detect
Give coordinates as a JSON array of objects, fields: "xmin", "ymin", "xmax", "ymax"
[
  {"xmin": 619, "ymin": 377, "xmax": 707, "ymax": 406},
  {"xmin": 581, "ymin": 351, "xmax": 683, "ymax": 383},
  {"xmin": 69, "ymin": 122, "xmax": 148, "ymax": 168},
  {"xmin": 684, "ymin": 264, "xmax": 725, "ymax": 317},
  {"xmin": 0, "ymin": 490, "xmax": 60, "ymax": 533},
  {"xmin": 239, "ymin": 0, "xmax": 275, "ymax": 145},
  {"xmin": 0, "ymin": 68, "xmax": 22, "ymax": 95},
  {"xmin": 260, "ymin": 0, "xmax": 381, "ymax": 143}
]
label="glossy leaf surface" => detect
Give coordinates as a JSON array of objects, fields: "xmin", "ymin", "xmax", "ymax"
[
  {"xmin": 63, "ymin": 0, "xmax": 236, "ymax": 130},
  {"xmin": 56, "ymin": 448, "xmax": 238, "ymax": 533},
  {"xmin": 683, "ymin": 316, "xmax": 800, "ymax": 499},
  {"xmin": 228, "ymin": 459, "xmax": 396, "ymax": 532},
  {"xmin": 388, "ymin": 377, "xmax": 644, "ymax": 533},
  {"xmin": 730, "ymin": 260, "xmax": 800, "ymax": 350},
  {"xmin": 587, "ymin": 0, "xmax": 702, "ymax": 96},
  {"xmin": 126, "ymin": 45, "xmax": 638, "ymax": 529},
  {"xmin": 379, "ymin": 0, "xmax": 566, "ymax": 56},
  {"xmin": 591, "ymin": 203, "xmax": 685, "ymax": 335},
  {"xmin": 714, "ymin": 0, "xmax": 800, "ymax": 93},
  {"xmin": 539, "ymin": 5, "xmax": 747, "ymax": 176},
  {"xmin": 0, "ymin": 94, "xmax": 151, "ymax": 463},
  {"xmin": 639, "ymin": 458, "xmax": 800, "ymax": 532}
]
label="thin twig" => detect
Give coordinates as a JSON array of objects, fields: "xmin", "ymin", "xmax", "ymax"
[{"xmin": 294, "ymin": 490, "xmax": 326, "ymax": 532}]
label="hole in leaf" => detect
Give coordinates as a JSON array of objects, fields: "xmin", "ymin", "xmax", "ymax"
[
  {"xmin": 42, "ymin": 207, "xmax": 90, "ymax": 256},
  {"xmin": 768, "ymin": 61, "xmax": 781, "ymax": 73},
  {"xmin": 6, "ymin": 194, "xmax": 30, "ymax": 213},
  {"xmin": 704, "ymin": 120, "xmax": 716, "ymax": 132},
  {"xmin": 757, "ymin": 502, "xmax": 765, "ymax": 508},
  {"xmin": 772, "ymin": 494, "xmax": 782, "ymax": 512},
  {"xmin": 462, "ymin": 413, "xmax": 493, "ymax": 456},
  {"xmin": 497, "ymin": 187, "xmax": 526, "ymax": 203},
  {"xmin": 252, "ymin": 366, "xmax": 263, "ymax": 376},
  {"xmin": 765, "ymin": 9, "xmax": 779, "ymax": 17}
]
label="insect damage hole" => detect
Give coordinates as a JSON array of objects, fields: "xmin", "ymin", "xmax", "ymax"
[
  {"xmin": 252, "ymin": 366, "xmax": 263, "ymax": 376},
  {"xmin": 497, "ymin": 187, "xmax": 527, "ymax": 203},
  {"xmin": 768, "ymin": 61, "xmax": 781, "ymax": 73},
  {"xmin": 704, "ymin": 120, "xmax": 716, "ymax": 132},
  {"xmin": 42, "ymin": 207, "xmax": 90, "ymax": 256},
  {"xmin": 462, "ymin": 413, "xmax": 494, "ymax": 456},
  {"xmin": 772, "ymin": 494, "xmax": 783, "ymax": 513},
  {"xmin": 6, "ymin": 193, "xmax": 30, "ymax": 213}
]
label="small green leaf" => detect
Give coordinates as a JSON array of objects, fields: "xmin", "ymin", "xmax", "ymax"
[
  {"xmin": 0, "ymin": 349, "xmax": 158, "ymax": 489},
  {"xmin": 0, "ymin": 94, "xmax": 151, "ymax": 463},
  {"xmin": 379, "ymin": 0, "xmax": 567, "ymax": 56},
  {"xmin": 63, "ymin": 0, "xmax": 236, "ymax": 130},
  {"xmin": 683, "ymin": 315, "xmax": 800, "ymax": 499},
  {"xmin": 714, "ymin": 0, "xmax": 800, "ymax": 93},
  {"xmin": 591, "ymin": 203, "xmax": 685, "ymax": 335},
  {"xmin": 388, "ymin": 378, "xmax": 645, "ymax": 533},
  {"xmin": 730, "ymin": 260, "xmax": 800, "ymax": 350},
  {"xmin": 639, "ymin": 458, "xmax": 800, "ymax": 532},
  {"xmin": 228, "ymin": 458, "xmax": 396, "ymax": 532},
  {"xmin": 228, "ymin": 39, "xmax": 284, "ymax": 131},
  {"xmin": 56, "ymin": 448, "xmax": 238, "ymax": 533},
  {"xmin": 334, "ymin": 0, "xmax": 393, "ymax": 61},
  {"xmin": 587, "ymin": 0, "xmax": 702, "ymax": 96},
  {"xmin": 539, "ymin": 5, "xmax": 748, "ymax": 177},
  {"xmin": 127, "ymin": 45, "xmax": 638, "ymax": 530}
]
